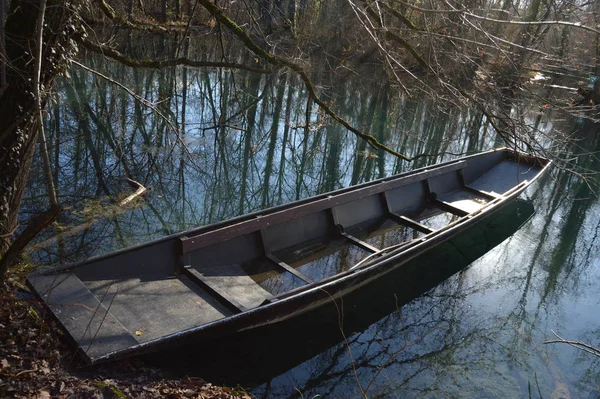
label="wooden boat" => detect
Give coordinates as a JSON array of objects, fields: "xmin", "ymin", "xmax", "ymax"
[
  {"xmin": 164, "ymin": 198, "xmax": 537, "ymax": 385},
  {"xmin": 27, "ymin": 148, "xmax": 550, "ymax": 366}
]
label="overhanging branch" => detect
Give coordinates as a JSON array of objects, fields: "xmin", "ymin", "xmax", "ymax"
[
  {"xmin": 198, "ymin": 0, "xmax": 424, "ymax": 162},
  {"xmin": 396, "ymin": 0, "xmax": 600, "ymax": 35},
  {"xmin": 94, "ymin": 0, "xmax": 170, "ymax": 33},
  {"xmin": 463, "ymin": 13, "xmax": 600, "ymax": 36},
  {"xmin": 77, "ymin": 37, "xmax": 273, "ymax": 74}
]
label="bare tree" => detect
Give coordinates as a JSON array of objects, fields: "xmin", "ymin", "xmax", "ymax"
[
  {"xmin": 0, "ymin": 0, "xmax": 78, "ymax": 275},
  {"xmin": 1, "ymin": 0, "xmax": 599, "ymax": 277}
]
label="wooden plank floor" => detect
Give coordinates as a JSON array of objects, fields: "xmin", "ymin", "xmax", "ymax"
[
  {"xmin": 470, "ymin": 159, "xmax": 543, "ymax": 195},
  {"xmin": 28, "ymin": 273, "xmax": 138, "ymax": 359},
  {"xmin": 84, "ymin": 274, "xmax": 231, "ymax": 343},
  {"xmin": 438, "ymin": 190, "xmax": 489, "ymax": 214},
  {"xmin": 188, "ymin": 264, "xmax": 275, "ymax": 310}
]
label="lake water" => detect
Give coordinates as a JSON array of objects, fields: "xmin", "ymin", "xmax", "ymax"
[{"xmin": 23, "ymin": 36, "xmax": 600, "ymax": 398}]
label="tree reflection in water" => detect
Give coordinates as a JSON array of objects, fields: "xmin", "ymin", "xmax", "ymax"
[{"xmin": 20, "ymin": 33, "xmax": 600, "ymax": 398}]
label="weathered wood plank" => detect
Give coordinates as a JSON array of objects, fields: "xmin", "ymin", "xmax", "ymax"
[
  {"xmin": 181, "ymin": 266, "xmax": 247, "ymax": 314},
  {"xmin": 181, "ymin": 160, "xmax": 467, "ymax": 254},
  {"xmin": 27, "ymin": 273, "xmax": 138, "ymax": 360},
  {"xmin": 266, "ymin": 254, "xmax": 313, "ymax": 284},
  {"xmin": 389, "ymin": 212, "xmax": 435, "ymax": 234},
  {"xmin": 340, "ymin": 232, "xmax": 379, "ymax": 253},
  {"xmin": 433, "ymin": 199, "xmax": 470, "ymax": 217},
  {"xmin": 463, "ymin": 185, "xmax": 500, "ymax": 200}
]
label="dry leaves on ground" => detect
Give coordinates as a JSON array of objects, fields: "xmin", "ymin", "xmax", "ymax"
[{"xmin": 0, "ymin": 279, "xmax": 251, "ymax": 399}]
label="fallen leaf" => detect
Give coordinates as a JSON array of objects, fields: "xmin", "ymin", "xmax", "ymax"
[
  {"xmin": 52, "ymin": 381, "xmax": 65, "ymax": 394},
  {"xmin": 1, "ymin": 359, "xmax": 9, "ymax": 368},
  {"xmin": 135, "ymin": 329, "xmax": 144, "ymax": 336}
]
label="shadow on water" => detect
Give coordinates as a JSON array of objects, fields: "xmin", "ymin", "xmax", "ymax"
[{"xmin": 139, "ymin": 198, "xmax": 535, "ymax": 387}]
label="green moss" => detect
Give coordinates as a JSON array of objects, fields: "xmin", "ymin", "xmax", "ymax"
[
  {"xmin": 27, "ymin": 306, "xmax": 39, "ymax": 320},
  {"xmin": 229, "ymin": 385, "xmax": 253, "ymax": 397},
  {"xmin": 92, "ymin": 381, "xmax": 128, "ymax": 399}
]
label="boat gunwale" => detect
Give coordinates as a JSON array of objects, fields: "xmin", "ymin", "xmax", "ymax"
[
  {"xmin": 180, "ymin": 160, "xmax": 468, "ymax": 253},
  {"xmin": 32, "ymin": 147, "xmax": 527, "ymax": 277},
  {"xmin": 83, "ymin": 151, "xmax": 552, "ymax": 364}
]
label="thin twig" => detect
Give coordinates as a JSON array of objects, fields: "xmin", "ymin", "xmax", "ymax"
[
  {"xmin": 0, "ymin": 224, "xmax": 19, "ymax": 238},
  {"xmin": 544, "ymin": 330, "xmax": 600, "ymax": 357}
]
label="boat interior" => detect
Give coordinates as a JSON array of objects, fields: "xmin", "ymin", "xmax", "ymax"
[{"xmin": 29, "ymin": 149, "xmax": 547, "ymax": 360}]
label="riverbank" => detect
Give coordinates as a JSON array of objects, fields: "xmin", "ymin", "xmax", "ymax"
[{"xmin": 0, "ymin": 271, "xmax": 250, "ymax": 399}]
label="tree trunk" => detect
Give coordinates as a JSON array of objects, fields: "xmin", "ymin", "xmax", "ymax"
[
  {"xmin": 351, "ymin": 92, "xmax": 378, "ymax": 185},
  {"xmin": 262, "ymin": 75, "xmax": 287, "ymax": 208},
  {"xmin": 161, "ymin": 0, "xmax": 168, "ymax": 22},
  {"xmin": 0, "ymin": 0, "xmax": 76, "ymax": 267},
  {"xmin": 34, "ymin": 0, "xmax": 59, "ymax": 209},
  {"xmin": 0, "ymin": 0, "xmax": 7, "ymax": 92},
  {"xmin": 374, "ymin": 86, "xmax": 389, "ymax": 179},
  {"xmin": 239, "ymin": 72, "xmax": 262, "ymax": 214},
  {"xmin": 277, "ymin": 80, "xmax": 294, "ymax": 203},
  {"xmin": 295, "ymin": 95, "xmax": 312, "ymax": 200}
]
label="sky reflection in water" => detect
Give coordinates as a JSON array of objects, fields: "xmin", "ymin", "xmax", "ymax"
[{"xmin": 21, "ymin": 48, "xmax": 600, "ymax": 397}]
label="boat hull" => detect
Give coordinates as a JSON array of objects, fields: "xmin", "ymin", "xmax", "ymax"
[
  {"xmin": 142, "ymin": 198, "xmax": 536, "ymax": 385},
  {"xmin": 26, "ymin": 148, "xmax": 550, "ymax": 370}
]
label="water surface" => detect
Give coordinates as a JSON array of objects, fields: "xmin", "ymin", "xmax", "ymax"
[{"xmin": 22, "ymin": 34, "xmax": 600, "ymax": 398}]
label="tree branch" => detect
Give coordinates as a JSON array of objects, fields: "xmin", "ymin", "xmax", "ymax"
[
  {"xmin": 544, "ymin": 330, "xmax": 600, "ymax": 357},
  {"xmin": 360, "ymin": 0, "xmax": 431, "ymax": 71},
  {"xmin": 0, "ymin": 206, "xmax": 63, "ymax": 277},
  {"xmin": 379, "ymin": 1, "xmax": 422, "ymax": 32},
  {"xmin": 0, "ymin": 0, "xmax": 6, "ymax": 92},
  {"xmin": 463, "ymin": 13, "xmax": 600, "ymax": 36},
  {"xmin": 77, "ymin": 37, "xmax": 273, "ymax": 74},
  {"xmin": 34, "ymin": 0, "xmax": 59, "ymax": 209},
  {"xmin": 396, "ymin": 0, "xmax": 600, "ymax": 35},
  {"xmin": 94, "ymin": 0, "xmax": 170, "ymax": 33},
  {"xmin": 198, "ymin": 0, "xmax": 425, "ymax": 161},
  {"xmin": 118, "ymin": 178, "xmax": 147, "ymax": 206}
]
